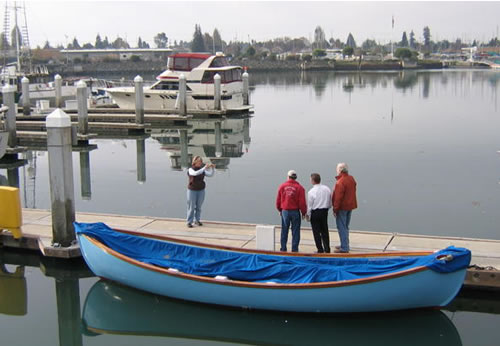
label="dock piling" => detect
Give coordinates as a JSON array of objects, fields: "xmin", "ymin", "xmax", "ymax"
[
  {"xmin": 21, "ymin": 77, "xmax": 31, "ymax": 116},
  {"xmin": 178, "ymin": 74, "xmax": 187, "ymax": 116},
  {"xmin": 46, "ymin": 109, "xmax": 76, "ymax": 247},
  {"xmin": 134, "ymin": 75, "xmax": 144, "ymax": 124},
  {"xmin": 243, "ymin": 71, "xmax": 249, "ymax": 106},
  {"xmin": 2, "ymin": 85, "xmax": 17, "ymax": 147},
  {"xmin": 76, "ymin": 80, "xmax": 88, "ymax": 135},
  {"xmin": 54, "ymin": 74, "xmax": 63, "ymax": 108},
  {"xmin": 214, "ymin": 73, "xmax": 221, "ymax": 110}
]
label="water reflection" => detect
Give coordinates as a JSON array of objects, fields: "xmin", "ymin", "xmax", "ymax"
[
  {"xmin": 0, "ymin": 264, "xmax": 27, "ymax": 316},
  {"xmin": 82, "ymin": 280, "xmax": 462, "ymax": 346},
  {"xmin": 152, "ymin": 115, "xmax": 252, "ymax": 170}
]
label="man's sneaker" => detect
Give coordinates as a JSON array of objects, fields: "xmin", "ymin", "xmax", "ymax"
[
  {"xmin": 195, "ymin": 221, "xmax": 203, "ymax": 226},
  {"xmin": 187, "ymin": 223, "xmax": 193, "ymax": 228}
]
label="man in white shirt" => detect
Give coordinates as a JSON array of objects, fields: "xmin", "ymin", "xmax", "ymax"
[{"xmin": 306, "ymin": 173, "xmax": 332, "ymax": 253}]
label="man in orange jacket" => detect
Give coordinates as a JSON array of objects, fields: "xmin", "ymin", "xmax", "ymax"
[
  {"xmin": 276, "ymin": 170, "xmax": 307, "ymax": 252},
  {"xmin": 332, "ymin": 163, "xmax": 357, "ymax": 253}
]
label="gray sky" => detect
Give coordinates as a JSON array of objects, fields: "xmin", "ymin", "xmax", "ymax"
[{"xmin": 13, "ymin": 1, "xmax": 500, "ymax": 47}]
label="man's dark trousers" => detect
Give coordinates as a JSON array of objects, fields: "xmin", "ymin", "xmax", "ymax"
[{"xmin": 310, "ymin": 208, "xmax": 330, "ymax": 253}]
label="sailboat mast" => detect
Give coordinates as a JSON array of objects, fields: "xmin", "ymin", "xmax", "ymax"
[{"xmin": 14, "ymin": 1, "xmax": 21, "ymax": 72}]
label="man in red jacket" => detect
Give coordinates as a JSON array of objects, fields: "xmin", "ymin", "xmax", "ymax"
[
  {"xmin": 332, "ymin": 163, "xmax": 357, "ymax": 253},
  {"xmin": 276, "ymin": 170, "xmax": 307, "ymax": 252}
]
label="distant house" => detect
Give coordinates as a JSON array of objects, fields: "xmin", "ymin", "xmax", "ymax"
[
  {"xmin": 325, "ymin": 49, "xmax": 343, "ymax": 60},
  {"xmin": 59, "ymin": 48, "xmax": 173, "ymax": 62}
]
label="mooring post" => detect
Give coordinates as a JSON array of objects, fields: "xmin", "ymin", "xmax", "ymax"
[
  {"xmin": 242, "ymin": 71, "xmax": 249, "ymax": 105},
  {"xmin": 214, "ymin": 121, "xmax": 222, "ymax": 158},
  {"xmin": 2, "ymin": 84, "xmax": 17, "ymax": 147},
  {"xmin": 214, "ymin": 73, "xmax": 221, "ymax": 110},
  {"xmin": 46, "ymin": 109, "xmax": 75, "ymax": 247},
  {"xmin": 178, "ymin": 74, "xmax": 187, "ymax": 116},
  {"xmin": 54, "ymin": 74, "xmax": 63, "ymax": 108},
  {"xmin": 243, "ymin": 117, "xmax": 251, "ymax": 152},
  {"xmin": 134, "ymin": 75, "xmax": 144, "ymax": 124},
  {"xmin": 76, "ymin": 80, "xmax": 88, "ymax": 135},
  {"xmin": 21, "ymin": 76, "xmax": 31, "ymax": 115},
  {"xmin": 136, "ymin": 139, "xmax": 146, "ymax": 183}
]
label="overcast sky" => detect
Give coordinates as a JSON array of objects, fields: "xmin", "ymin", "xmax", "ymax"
[{"xmin": 12, "ymin": 1, "xmax": 500, "ymax": 47}]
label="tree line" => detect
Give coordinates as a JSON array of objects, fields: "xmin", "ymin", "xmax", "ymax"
[{"xmin": 2, "ymin": 24, "xmax": 498, "ymax": 59}]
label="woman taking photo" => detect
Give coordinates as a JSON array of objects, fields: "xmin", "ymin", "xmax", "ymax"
[{"xmin": 186, "ymin": 156, "xmax": 215, "ymax": 228}]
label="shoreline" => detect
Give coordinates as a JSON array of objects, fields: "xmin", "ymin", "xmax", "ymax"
[{"xmin": 48, "ymin": 59, "xmax": 492, "ymax": 76}]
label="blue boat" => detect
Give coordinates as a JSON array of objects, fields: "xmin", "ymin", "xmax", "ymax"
[{"xmin": 75, "ymin": 222, "xmax": 471, "ymax": 313}]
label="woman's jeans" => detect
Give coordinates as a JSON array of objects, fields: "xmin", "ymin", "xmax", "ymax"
[{"xmin": 187, "ymin": 189, "xmax": 205, "ymax": 224}]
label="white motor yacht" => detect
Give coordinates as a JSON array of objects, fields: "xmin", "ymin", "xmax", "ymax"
[{"xmin": 104, "ymin": 52, "xmax": 246, "ymax": 111}]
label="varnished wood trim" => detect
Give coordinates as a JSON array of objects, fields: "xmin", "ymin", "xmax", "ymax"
[
  {"xmin": 82, "ymin": 235, "xmax": 432, "ymax": 290},
  {"xmin": 113, "ymin": 227, "xmax": 433, "ymax": 258}
]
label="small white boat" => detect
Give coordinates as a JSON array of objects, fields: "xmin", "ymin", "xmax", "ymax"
[{"xmin": 104, "ymin": 52, "xmax": 247, "ymax": 111}]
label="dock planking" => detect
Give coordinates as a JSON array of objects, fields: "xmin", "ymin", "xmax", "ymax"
[{"xmin": 0, "ymin": 208, "xmax": 499, "ymax": 290}]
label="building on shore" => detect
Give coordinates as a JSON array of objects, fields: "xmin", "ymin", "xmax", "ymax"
[{"xmin": 59, "ymin": 48, "xmax": 174, "ymax": 63}]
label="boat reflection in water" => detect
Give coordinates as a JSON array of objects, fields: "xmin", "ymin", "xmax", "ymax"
[
  {"xmin": 152, "ymin": 115, "xmax": 251, "ymax": 170},
  {"xmin": 83, "ymin": 280, "xmax": 462, "ymax": 346}
]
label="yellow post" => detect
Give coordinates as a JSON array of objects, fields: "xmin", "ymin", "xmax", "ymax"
[{"xmin": 0, "ymin": 186, "xmax": 23, "ymax": 239}]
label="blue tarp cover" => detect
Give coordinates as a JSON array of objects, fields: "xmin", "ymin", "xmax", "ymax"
[{"xmin": 75, "ymin": 222, "xmax": 471, "ymax": 284}]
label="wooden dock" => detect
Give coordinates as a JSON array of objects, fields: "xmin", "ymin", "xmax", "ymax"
[{"xmin": 1, "ymin": 208, "xmax": 499, "ymax": 290}]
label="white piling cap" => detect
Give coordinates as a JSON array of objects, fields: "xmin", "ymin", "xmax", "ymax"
[
  {"xmin": 77, "ymin": 80, "xmax": 87, "ymax": 88},
  {"xmin": 179, "ymin": 73, "xmax": 186, "ymax": 80},
  {"xmin": 243, "ymin": 71, "xmax": 249, "ymax": 77},
  {"xmin": 21, "ymin": 76, "xmax": 29, "ymax": 83},
  {"xmin": 134, "ymin": 75, "xmax": 143, "ymax": 83},
  {"xmin": 46, "ymin": 108, "xmax": 71, "ymax": 128},
  {"xmin": 2, "ymin": 84, "xmax": 15, "ymax": 93},
  {"xmin": 214, "ymin": 73, "xmax": 221, "ymax": 80},
  {"xmin": 54, "ymin": 74, "xmax": 62, "ymax": 80}
]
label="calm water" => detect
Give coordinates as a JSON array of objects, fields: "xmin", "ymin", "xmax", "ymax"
[
  {"xmin": 2, "ymin": 69, "xmax": 500, "ymax": 239},
  {"xmin": 1, "ymin": 70, "xmax": 500, "ymax": 345}
]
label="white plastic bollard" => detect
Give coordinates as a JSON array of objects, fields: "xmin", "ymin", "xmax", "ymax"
[
  {"xmin": 76, "ymin": 80, "xmax": 88, "ymax": 134},
  {"xmin": 54, "ymin": 74, "xmax": 62, "ymax": 108},
  {"xmin": 178, "ymin": 74, "xmax": 186, "ymax": 116},
  {"xmin": 21, "ymin": 76, "xmax": 31, "ymax": 115},
  {"xmin": 134, "ymin": 75, "xmax": 144, "ymax": 124},
  {"xmin": 214, "ymin": 73, "xmax": 221, "ymax": 110},
  {"xmin": 2, "ymin": 84, "xmax": 17, "ymax": 147},
  {"xmin": 242, "ymin": 71, "xmax": 249, "ymax": 105}
]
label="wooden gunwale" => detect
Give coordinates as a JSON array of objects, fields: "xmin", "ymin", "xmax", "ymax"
[
  {"xmin": 82, "ymin": 234, "xmax": 432, "ymax": 290},
  {"xmin": 113, "ymin": 227, "xmax": 434, "ymax": 258}
]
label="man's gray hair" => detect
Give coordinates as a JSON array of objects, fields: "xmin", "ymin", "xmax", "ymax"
[{"xmin": 337, "ymin": 162, "xmax": 349, "ymax": 174}]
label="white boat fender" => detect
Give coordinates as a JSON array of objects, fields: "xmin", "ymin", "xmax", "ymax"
[
  {"xmin": 215, "ymin": 275, "xmax": 229, "ymax": 280},
  {"xmin": 436, "ymin": 254, "xmax": 454, "ymax": 262},
  {"xmin": 167, "ymin": 268, "xmax": 180, "ymax": 273}
]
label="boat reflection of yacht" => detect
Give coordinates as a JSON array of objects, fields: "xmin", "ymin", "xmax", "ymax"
[
  {"xmin": 82, "ymin": 280, "xmax": 462, "ymax": 346},
  {"xmin": 152, "ymin": 116, "xmax": 251, "ymax": 170},
  {"xmin": 104, "ymin": 52, "xmax": 247, "ymax": 111}
]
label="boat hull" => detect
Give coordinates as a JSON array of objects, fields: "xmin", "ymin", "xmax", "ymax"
[
  {"xmin": 78, "ymin": 233, "xmax": 467, "ymax": 313},
  {"xmin": 105, "ymin": 87, "xmax": 244, "ymax": 111}
]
